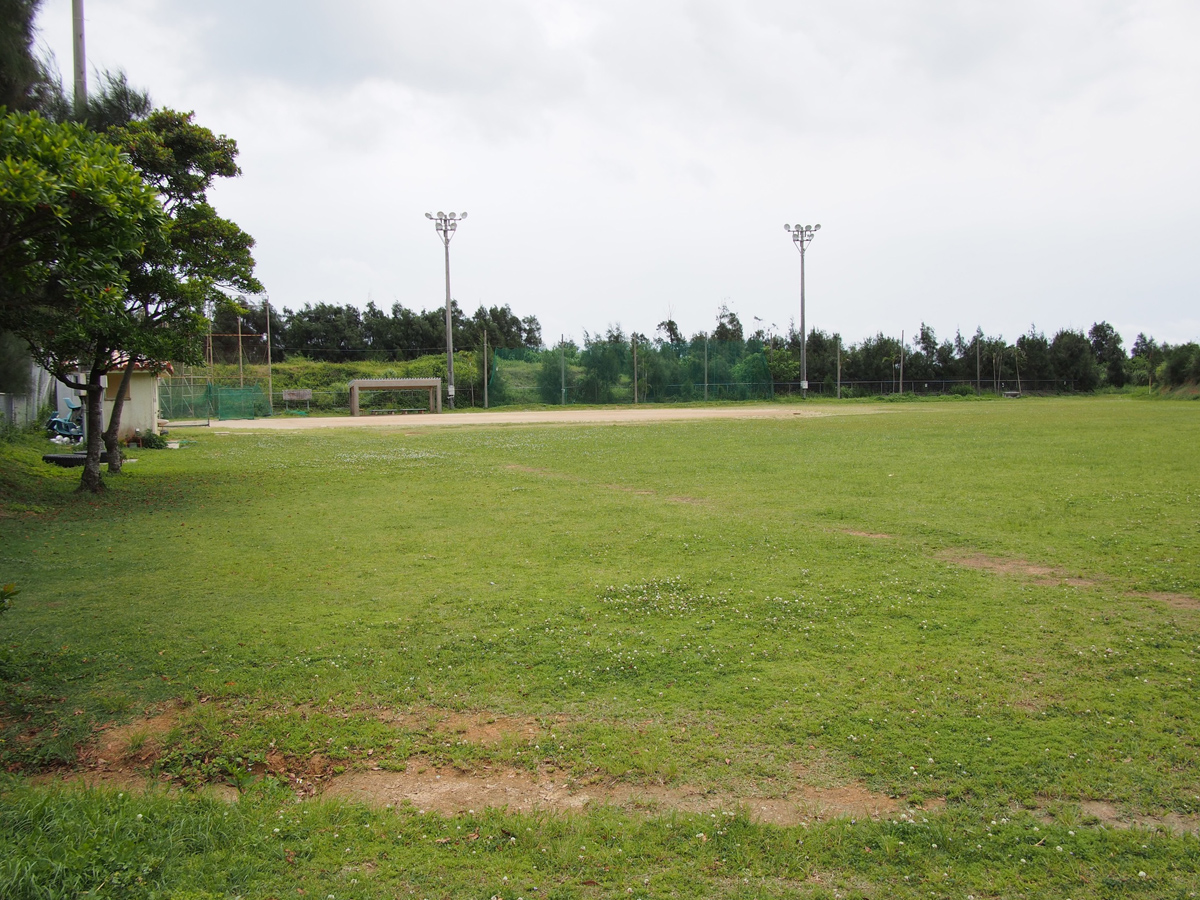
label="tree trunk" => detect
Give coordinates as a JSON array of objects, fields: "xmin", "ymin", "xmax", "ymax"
[
  {"xmin": 78, "ymin": 366, "xmax": 107, "ymax": 493},
  {"xmin": 102, "ymin": 358, "xmax": 137, "ymax": 474}
]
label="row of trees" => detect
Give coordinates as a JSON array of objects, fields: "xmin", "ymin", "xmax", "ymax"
[
  {"xmin": 524, "ymin": 308, "xmax": 1198, "ymax": 403},
  {"xmin": 0, "ymin": 0, "xmax": 260, "ymax": 490},
  {"xmin": 214, "ymin": 296, "xmax": 1198, "ymax": 399},
  {"xmin": 210, "ymin": 299, "xmax": 541, "ymax": 364}
]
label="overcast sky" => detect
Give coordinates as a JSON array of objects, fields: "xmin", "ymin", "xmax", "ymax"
[{"xmin": 35, "ymin": 1, "xmax": 1200, "ymax": 348}]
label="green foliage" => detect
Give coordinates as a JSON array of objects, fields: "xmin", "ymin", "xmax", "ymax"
[
  {"xmin": 139, "ymin": 431, "xmax": 168, "ymax": 450},
  {"xmin": 0, "ymin": 582, "xmax": 15, "ymax": 617},
  {"xmin": 0, "ymin": 109, "xmax": 167, "ymax": 490},
  {"xmin": 0, "ymin": 0, "xmax": 60, "ymax": 114},
  {"xmin": 536, "ymin": 344, "xmax": 574, "ymax": 403},
  {"xmin": 0, "ymin": 111, "xmax": 163, "ymax": 334},
  {"xmin": 764, "ymin": 346, "xmax": 799, "ymax": 383},
  {"xmin": 258, "ymin": 300, "xmax": 542, "ymax": 364},
  {"xmin": 1089, "ymin": 321, "xmax": 1127, "ymax": 387},
  {"xmin": 103, "ymin": 109, "xmax": 261, "ymax": 369},
  {"xmin": 1049, "ymin": 329, "xmax": 1100, "ymax": 390},
  {"xmin": 1161, "ymin": 343, "xmax": 1200, "ymax": 388}
]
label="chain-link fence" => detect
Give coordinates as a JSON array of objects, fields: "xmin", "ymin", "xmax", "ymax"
[{"xmin": 159, "ymin": 355, "xmax": 1082, "ymax": 422}]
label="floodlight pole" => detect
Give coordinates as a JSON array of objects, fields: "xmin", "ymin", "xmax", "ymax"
[
  {"xmin": 785, "ymin": 223, "xmax": 820, "ymax": 397},
  {"xmin": 426, "ymin": 211, "xmax": 467, "ymax": 409}
]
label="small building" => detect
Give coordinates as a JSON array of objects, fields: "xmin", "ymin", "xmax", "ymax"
[
  {"xmin": 103, "ymin": 361, "xmax": 174, "ymax": 441},
  {"xmin": 64, "ymin": 360, "xmax": 173, "ymax": 441}
]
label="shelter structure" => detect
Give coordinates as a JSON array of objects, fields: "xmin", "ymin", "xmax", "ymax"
[{"xmin": 348, "ymin": 378, "xmax": 443, "ymax": 415}]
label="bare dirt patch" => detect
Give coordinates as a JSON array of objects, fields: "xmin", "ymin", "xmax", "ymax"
[
  {"xmin": 937, "ymin": 551, "xmax": 1097, "ymax": 587},
  {"xmin": 379, "ymin": 707, "xmax": 545, "ymax": 746},
  {"xmin": 323, "ymin": 757, "xmax": 919, "ymax": 825},
  {"xmin": 32, "ymin": 704, "xmax": 239, "ymax": 801},
  {"xmin": 842, "ymin": 530, "xmax": 893, "ymax": 539},
  {"xmin": 1078, "ymin": 800, "xmax": 1200, "ymax": 836},
  {"xmin": 1127, "ymin": 591, "xmax": 1200, "ymax": 611},
  {"xmin": 80, "ymin": 707, "xmax": 179, "ymax": 769}
]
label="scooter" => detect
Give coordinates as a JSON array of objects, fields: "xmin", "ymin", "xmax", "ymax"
[{"xmin": 46, "ymin": 396, "xmax": 84, "ymax": 442}]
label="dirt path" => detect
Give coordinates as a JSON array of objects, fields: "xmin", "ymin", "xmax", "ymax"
[{"xmin": 200, "ymin": 404, "xmax": 877, "ymax": 432}]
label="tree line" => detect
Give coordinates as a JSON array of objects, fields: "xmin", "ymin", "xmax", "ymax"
[
  {"xmin": 211, "ymin": 299, "xmax": 542, "ymax": 364},
  {"xmin": 525, "ymin": 308, "xmax": 1199, "ymax": 403}
]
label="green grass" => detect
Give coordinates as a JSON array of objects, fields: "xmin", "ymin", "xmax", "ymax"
[{"xmin": 2, "ymin": 396, "xmax": 1199, "ymax": 897}]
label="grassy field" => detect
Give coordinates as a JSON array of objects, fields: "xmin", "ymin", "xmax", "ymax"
[{"xmin": 1, "ymin": 396, "xmax": 1198, "ymax": 898}]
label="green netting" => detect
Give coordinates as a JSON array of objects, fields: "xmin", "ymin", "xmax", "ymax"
[
  {"xmin": 216, "ymin": 386, "xmax": 270, "ymax": 420},
  {"xmin": 489, "ymin": 343, "xmax": 774, "ymax": 406},
  {"xmin": 159, "ymin": 379, "xmax": 215, "ymax": 420}
]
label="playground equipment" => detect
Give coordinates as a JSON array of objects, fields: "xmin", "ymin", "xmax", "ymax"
[{"xmin": 45, "ymin": 397, "xmax": 83, "ymax": 442}]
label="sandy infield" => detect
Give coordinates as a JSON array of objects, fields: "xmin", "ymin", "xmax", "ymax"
[{"xmin": 201, "ymin": 404, "xmax": 870, "ymax": 431}]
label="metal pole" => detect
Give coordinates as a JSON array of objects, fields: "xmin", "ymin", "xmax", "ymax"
[
  {"xmin": 899, "ymin": 330, "xmax": 904, "ymax": 394},
  {"xmin": 837, "ymin": 338, "xmax": 842, "ymax": 399},
  {"xmin": 426, "ymin": 212, "xmax": 466, "ymax": 411},
  {"xmin": 560, "ymin": 335, "xmax": 565, "ymax": 405},
  {"xmin": 265, "ymin": 298, "xmax": 273, "ymax": 414},
  {"xmin": 483, "ymin": 331, "xmax": 488, "ymax": 409},
  {"xmin": 237, "ymin": 315, "xmax": 244, "ymax": 387},
  {"xmin": 785, "ymin": 224, "xmax": 820, "ymax": 398},
  {"xmin": 704, "ymin": 339, "xmax": 709, "ymax": 401},
  {"xmin": 632, "ymin": 337, "xmax": 638, "ymax": 404},
  {"xmin": 72, "ymin": 0, "xmax": 86, "ymax": 119},
  {"xmin": 800, "ymin": 243, "xmax": 807, "ymax": 397},
  {"xmin": 443, "ymin": 240, "xmax": 455, "ymax": 409},
  {"xmin": 976, "ymin": 338, "xmax": 981, "ymax": 395}
]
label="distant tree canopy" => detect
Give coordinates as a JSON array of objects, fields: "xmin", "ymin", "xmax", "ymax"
[
  {"xmin": 225, "ymin": 301, "xmax": 1197, "ymax": 396},
  {"xmin": 210, "ymin": 300, "xmax": 543, "ymax": 363}
]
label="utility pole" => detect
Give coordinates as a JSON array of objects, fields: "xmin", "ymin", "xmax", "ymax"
[
  {"xmin": 482, "ymin": 331, "xmax": 488, "ymax": 409},
  {"xmin": 236, "ymin": 314, "xmax": 244, "ymax": 387},
  {"xmin": 976, "ymin": 338, "xmax": 981, "ymax": 395},
  {"xmin": 704, "ymin": 339, "xmax": 709, "ymax": 401},
  {"xmin": 899, "ymin": 330, "xmax": 904, "ymax": 395},
  {"xmin": 72, "ymin": 0, "xmax": 86, "ymax": 119},
  {"xmin": 784, "ymin": 223, "xmax": 821, "ymax": 397},
  {"xmin": 837, "ymin": 337, "xmax": 842, "ymax": 399},
  {"xmin": 425, "ymin": 211, "xmax": 467, "ymax": 409},
  {"xmin": 560, "ymin": 335, "xmax": 566, "ymax": 405}
]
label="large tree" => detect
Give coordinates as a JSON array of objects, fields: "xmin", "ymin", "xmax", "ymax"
[
  {"xmin": 0, "ymin": 110, "xmax": 164, "ymax": 490},
  {"xmin": 1088, "ymin": 321, "xmax": 1127, "ymax": 387},
  {"xmin": 99, "ymin": 109, "xmax": 261, "ymax": 472}
]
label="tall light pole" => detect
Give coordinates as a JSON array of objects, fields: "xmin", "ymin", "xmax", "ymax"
[
  {"xmin": 784, "ymin": 223, "xmax": 820, "ymax": 396},
  {"xmin": 425, "ymin": 211, "xmax": 467, "ymax": 409}
]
